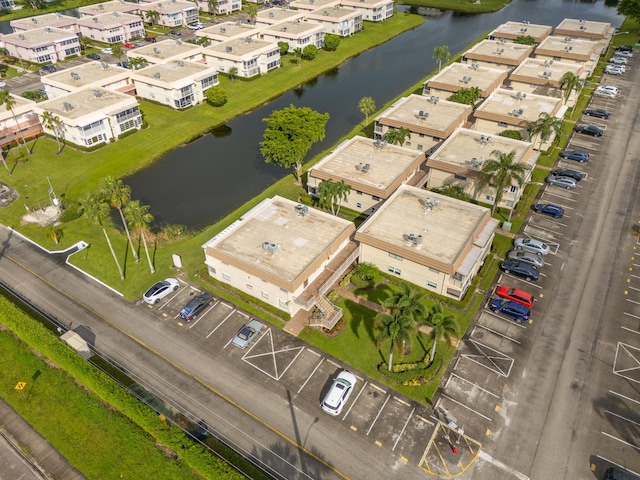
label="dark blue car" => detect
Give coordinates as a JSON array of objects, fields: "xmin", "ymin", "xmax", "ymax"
[
  {"xmin": 500, "ymin": 260, "xmax": 540, "ymax": 281},
  {"xmin": 560, "ymin": 150, "xmax": 589, "ymax": 163},
  {"xmin": 534, "ymin": 203, "xmax": 564, "ymax": 218},
  {"xmin": 489, "ymin": 298, "xmax": 531, "ymax": 322}
]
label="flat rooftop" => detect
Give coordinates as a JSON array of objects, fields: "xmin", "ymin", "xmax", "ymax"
[
  {"xmin": 45, "ymin": 62, "xmax": 129, "ymax": 88},
  {"xmin": 3, "ymin": 27, "xmax": 77, "ymax": 46},
  {"xmin": 205, "ymin": 37, "xmax": 275, "ymax": 56},
  {"xmin": 134, "ymin": 60, "xmax": 213, "ymax": 83},
  {"xmin": 131, "ymin": 39, "xmax": 201, "ymax": 60},
  {"xmin": 11, "ymin": 13, "xmax": 77, "ymax": 30},
  {"xmin": 290, "ymin": 0, "xmax": 340, "ymax": 10},
  {"xmin": 356, "ymin": 185, "xmax": 490, "ymax": 268},
  {"xmin": 474, "ymin": 87, "xmax": 562, "ymax": 124},
  {"xmin": 555, "ymin": 18, "xmax": 612, "ymax": 38},
  {"xmin": 38, "ymin": 88, "xmax": 135, "ymax": 121},
  {"xmin": 510, "ymin": 57, "xmax": 584, "ymax": 86},
  {"xmin": 77, "ymin": 12, "xmax": 142, "ymax": 28},
  {"xmin": 535, "ymin": 36, "xmax": 598, "ymax": 58},
  {"xmin": 262, "ymin": 20, "xmax": 322, "ymax": 36},
  {"xmin": 139, "ymin": 0, "xmax": 196, "ymax": 13},
  {"xmin": 425, "ymin": 62, "xmax": 507, "ymax": 94},
  {"xmin": 307, "ymin": 6, "xmax": 357, "ymax": 19},
  {"xmin": 79, "ymin": 0, "xmax": 140, "ymax": 15},
  {"xmin": 428, "ymin": 127, "xmax": 533, "ymax": 170},
  {"xmin": 199, "ymin": 21, "xmax": 259, "ymax": 39},
  {"xmin": 311, "ymin": 136, "xmax": 423, "ymax": 191},
  {"xmin": 0, "ymin": 94, "xmax": 35, "ymax": 118},
  {"xmin": 256, "ymin": 7, "xmax": 304, "ymax": 23},
  {"xmin": 464, "ymin": 39, "xmax": 533, "ymax": 66},
  {"xmin": 490, "ymin": 21, "xmax": 552, "ymax": 42},
  {"xmin": 203, "ymin": 196, "xmax": 354, "ymax": 284},
  {"xmin": 376, "ymin": 94, "xmax": 471, "ymax": 135}
]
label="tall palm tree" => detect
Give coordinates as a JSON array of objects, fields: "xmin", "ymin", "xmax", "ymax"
[
  {"xmin": 245, "ymin": 2, "xmax": 258, "ymax": 24},
  {"xmin": 0, "ymin": 91, "xmax": 30, "ymax": 155},
  {"xmin": 145, "ymin": 10, "xmax": 160, "ymax": 27},
  {"xmin": 358, "ymin": 97, "xmax": 376, "ymax": 126},
  {"xmin": 374, "ymin": 310, "xmax": 416, "ymax": 371},
  {"xmin": 383, "ymin": 127, "xmax": 410, "ymax": 146},
  {"xmin": 318, "ymin": 179, "xmax": 351, "ymax": 216},
  {"xmin": 112, "ymin": 44, "xmax": 124, "ymax": 63},
  {"xmin": 528, "ymin": 112, "xmax": 564, "ymax": 151},
  {"xmin": 207, "ymin": 0, "xmax": 219, "ymax": 15},
  {"xmin": 382, "ymin": 283, "xmax": 427, "ymax": 324},
  {"xmin": 100, "ymin": 176, "xmax": 139, "ymax": 263},
  {"xmin": 41, "ymin": 111, "xmax": 63, "ymax": 154},
  {"xmin": 560, "ymin": 71, "xmax": 582, "ymax": 110},
  {"xmin": 124, "ymin": 200, "xmax": 155, "ymax": 274},
  {"xmin": 433, "ymin": 45, "xmax": 450, "ymax": 72},
  {"xmin": 478, "ymin": 149, "xmax": 529, "ymax": 219},
  {"xmin": 128, "ymin": 57, "xmax": 147, "ymax": 71},
  {"xmin": 424, "ymin": 303, "xmax": 458, "ymax": 364},
  {"xmin": 79, "ymin": 192, "xmax": 125, "ymax": 280}
]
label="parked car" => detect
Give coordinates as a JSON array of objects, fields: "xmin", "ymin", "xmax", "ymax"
[
  {"xmin": 101, "ymin": 47, "xmax": 113, "ymax": 55},
  {"xmin": 232, "ymin": 319, "xmax": 263, "ymax": 349},
  {"xmin": 133, "ymin": 41, "xmax": 145, "ymax": 47},
  {"xmin": 550, "ymin": 168, "xmax": 586, "ymax": 182},
  {"xmin": 605, "ymin": 65, "xmax": 624, "ymax": 75},
  {"xmin": 145, "ymin": 35, "xmax": 157, "ymax": 42},
  {"xmin": 143, "ymin": 278, "xmax": 180, "ymax": 304},
  {"xmin": 499, "ymin": 260, "xmax": 540, "ymax": 281},
  {"xmin": 188, "ymin": 22, "xmax": 205, "ymax": 30},
  {"xmin": 514, "ymin": 237, "xmax": 550, "ymax": 255},
  {"xmin": 496, "ymin": 285, "xmax": 535, "ymax": 308},
  {"xmin": 605, "ymin": 466, "xmax": 640, "ymax": 480},
  {"xmin": 546, "ymin": 175, "xmax": 577, "ymax": 189},
  {"xmin": 87, "ymin": 53, "xmax": 101, "ymax": 60},
  {"xmin": 596, "ymin": 85, "xmax": 620, "ymax": 95},
  {"xmin": 321, "ymin": 371, "xmax": 357, "ymax": 416},
  {"xmin": 584, "ymin": 108, "xmax": 611, "ymax": 119},
  {"xmin": 179, "ymin": 292, "xmax": 213, "ymax": 321},
  {"xmin": 534, "ymin": 203, "xmax": 565, "ymax": 218},
  {"xmin": 123, "ymin": 42, "xmax": 136, "ymax": 49},
  {"xmin": 615, "ymin": 50, "xmax": 633, "ymax": 58},
  {"xmin": 116, "ymin": 61, "xmax": 130, "ymax": 69},
  {"xmin": 560, "ymin": 150, "xmax": 589, "ymax": 162},
  {"xmin": 575, "ymin": 125, "xmax": 603, "ymax": 137},
  {"xmin": 0, "ymin": 80, "xmax": 6, "ymax": 88},
  {"xmin": 616, "ymin": 45, "xmax": 633, "ymax": 52},
  {"xmin": 507, "ymin": 250, "xmax": 545, "ymax": 268},
  {"xmin": 609, "ymin": 56, "xmax": 628, "ymax": 65},
  {"xmin": 170, "ymin": 30, "xmax": 182, "ymax": 36},
  {"xmin": 41, "ymin": 64, "xmax": 57, "ymax": 73},
  {"xmin": 489, "ymin": 298, "xmax": 530, "ymax": 322}
]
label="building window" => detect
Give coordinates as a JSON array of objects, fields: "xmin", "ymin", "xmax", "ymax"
[
  {"xmin": 222, "ymin": 273, "xmax": 231, "ymax": 281},
  {"xmin": 279, "ymin": 287, "xmax": 287, "ymax": 293},
  {"xmin": 405, "ymin": 141, "xmax": 411, "ymax": 146},
  {"xmin": 498, "ymin": 121, "xmax": 508, "ymax": 127},
  {"xmin": 261, "ymin": 291, "xmax": 269, "ymax": 299},
  {"xmin": 417, "ymin": 145, "xmax": 423, "ymax": 151},
  {"xmin": 427, "ymin": 281, "xmax": 437, "ymax": 289},
  {"xmin": 356, "ymin": 191, "xmax": 362, "ymax": 195},
  {"xmin": 246, "ymin": 284, "xmax": 253, "ymax": 290},
  {"xmin": 454, "ymin": 173, "xmax": 466, "ymax": 180},
  {"xmin": 509, "ymin": 185, "xmax": 518, "ymax": 193},
  {"xmin": 388, "ymin": 266, "xmax": 401, "ymax": 275},
  {"xmin": 389, "ymin": 253, "xmax": 403, "ymax": 260},
  {"xmin": 486, "ymin": 195, "xmax": 495, "ymax": 202},
  {"xmin": 356, "ymin": 202, "xmax": 362, "ymax": 208},
  {"xmin": 279, "ymin": 299, "xmax": 289, "ymax": 309},
  {"xmin": 372, "ymin": 195, "xmax": 380, "ymax": 201},
  {"xmin": 433, "ymin": 137, "xmax": 441, "ymax": 142},
  {"xmin": 429, "ymin": 267, "xmax": 440, "ymax": 274},
  {"xmin": 418, "ymin": 133, "xmax": 425, "ymax": 138}
]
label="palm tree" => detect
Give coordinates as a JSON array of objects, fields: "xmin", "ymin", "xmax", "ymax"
[
  {"xmin": 128, "ymin": 57, "xmax": 147, "ymax": 71},
  {"xmin": 124, "ymin": 200, "xmax": 155, "ymax": 274},
  {"xmin": 100, "ymin": 176, "xmax": 139, "ymax": 263},
  {"xmin": 560, "ymin": 71, "xmax": 582, "ymax": 110},
  {"xmin": 433, "ymin": 45, "xmax": 450, "ymax": 72},
  {"xmin": 528, "ymin": 112, "xmax": 564, "ymax": 151},
  {"xmin": 383, "ymin": 127, "xmax": 410, "ymax": 146},
  {"xmin": 383, "ymin": 283, "xmax": 427, "ymax": 323},
  {"xmin": 374, "ymin": 310, "xmax": 416, "ymax": 371},
  {"xmin": 145, "ymin": 10, "xmax": 160, "ymax": 27},
  {"xmin": 196, "ymin": 36, "xmax": 211, "ymax": 47},
  {"xmin": 0, "ymin": 91, "xmax": 30, "ymax": 155},
  {"xmin": 207, "ymin": 0, "xmax": 219, "ymax": 15},
  {"xmin": 79, "ymin": 192, "xmax": 125, "ymax": 280},
  {"xmin": 358, "ymin": 97, "xmax": 376, "ymax": 126},
  {"xmin": 0, "ymin": 146, "xmax": 9, "ymax": 175},
  {"xmin": 424, "ymin": 303, "xmax": 458, "ymax": 364},
  {"xmin": 478, "ymin": 149, "xmax": 529, "ymax": 219},
  {"xmin": 41, "ymin": 111, "xmax": 63, "ymax": 154},
  {"xmin": 294, "ymin": 47, "xmax": 303, "ymax": 67},
  {"xmin": 228, "ymin": 66, "xmax": 238, "ymax": 82},
  {"xmin": 112, "ymin": 44, "xmax": 124, "ymax": 63},
  {"xmin": 245, "ymin": 2, "xmax": 258, "ymax": 24},
  {"xmin": 318, "ymin": 179, "xmax": 351, "ymax": 216}
]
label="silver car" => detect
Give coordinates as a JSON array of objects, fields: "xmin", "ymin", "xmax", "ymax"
[
  {"xmin": 507, "ymin": 250, "xmax": 545, "ymax": 268},
  {"xmin": 232, "ymin": 319, "xmax": 263, "ymax": 349},
  {"xmin": 546, "ymin": 175, "xmax": 577, "ymax": 189},
  {"xmin": 514, "ymin": 237, "xmax": 550, "ymax": 255}
]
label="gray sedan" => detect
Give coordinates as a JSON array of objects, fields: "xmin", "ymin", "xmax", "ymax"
[
  {"xmin": 507, "ymin": 250, "xmax": 545, "ymax": 268},
  {"xmin": 546, "ymin": 175, "xmax": 577, "ymax": 189}
]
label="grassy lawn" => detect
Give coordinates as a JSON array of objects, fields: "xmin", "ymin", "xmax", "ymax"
[{"xmin": 402, "ymin": 0, "xmax": 511, "ymax": 13}]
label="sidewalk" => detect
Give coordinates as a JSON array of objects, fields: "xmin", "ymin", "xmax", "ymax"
[{"xmin": 0, "ymin": 399, "xmax": 86, "ymax": 480}]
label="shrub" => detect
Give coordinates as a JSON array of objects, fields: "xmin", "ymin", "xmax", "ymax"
[
  {"xmin": 324, "ymin": 34, "xmax": 341, "ymax": 52},
  {"xmin": 205, "ymin": 86, "xmax": 228, "ymax": 107},
  {"xmin": 301, "ymin": 45, "xmax": 318, "ymax": 61}
]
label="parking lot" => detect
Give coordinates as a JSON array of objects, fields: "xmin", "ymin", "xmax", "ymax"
[{"xmin": 138, "ymin": 281, "xmax": 438, "ymax": 467}]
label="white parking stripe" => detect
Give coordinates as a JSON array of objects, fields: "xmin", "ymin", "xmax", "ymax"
[
  {"xmin": 441, "ymin": 394, "xmax": 492, "ymax": 421},
  {"xmin": 343, "ymin": 381, "xmax": 367, "ymax": 421},
  {"xmin": 624, "ymin": 312, "xmax": 640, "ymax": 320},
  {"xmin": 189, "ymin": 299, "xmax": 220, "ymax": 328},
  {"xmin": 609, "ymin": 390, "xmax": 640, "ymax": 405},
  {"xmin": 622, "ymin": 326, "xmax": 640, "ymax": 335},
  {"xmin": 392, "ymin": 407, "xmax": 415, "ymax": 451},
  {"xmin": 605, "ymin": 410, "xmax": 640, "ymax": 427},
  {"xmin": 596, "ymin": 456, "xmax": 640, "ymax": 477},
  {"xmin": 297, "ymin": 357, "xmax": 324, "ymax": 394},
  {"xmin": 448, "ymin": 372, "xmax": 500, "ymax": 397},
  {"xmin": 206, "ymin": 309, "xmax": 236, "ymax": 338},
  {"xmin": 476, "ymin": 323, "xmax": 522, "ymax": 344},
  {"xmin": 366, "ymin": 394, "xmax": 390, "ymax": 435},
  {"xmin": 601, "ymin": 431, "xmax": 640, "ymax": 451}
]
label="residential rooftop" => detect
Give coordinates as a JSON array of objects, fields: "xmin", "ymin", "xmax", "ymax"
[
  {"xmin": 78, "ymin": 0, "xmax": 140, "ymax": 15},
  {"xmin": 199, "ymin": 21, "xmax": 259, "ymax": 40},
  {"xmin": 139, "ymin": 0, "xmax": 197, "ymax": 14},
  {"xmin": 289, "ymin": 0, "xmax": 340, "ymax": 10},
  {"xmin": 3, "ymin": 27, "xmax": 77, "ymax": 47},
  {"xmin": 37, "ymin": 88, "xmax": 134, "ymax": 121},
  {"xmin": 76, "ymin": 11, "xmax": 142, "ymax": 28},
  {"xmin": 261, "ymin": 19, "xmax": 322, "ymax": 36},
  {"xmin": 535, "ymin": 36, "xmax": 600, "ymax": 60},
  {"xmin": 555, "ymin": 18, "xmax": 612, "ymax": 39},
  {"xmin": 11, "ymin": 13, "xmax": 77, "ymax": 31},
  {"xmin": 425, "ymin": 62, "xmax": 508, "ymax": 95},
  {"xmin": 45, "ymin": 61, "xmax": 129, "ymax": 88},
  {"xmin": 474, "ymin": 87, "xmax": 563, "ymax": 125},
  {"xmin": 307, "ymin": 5, "xmax": 356, "ymax": 19},
  {"xmin": 202, "ymin": 196, "xmax": 355, "ymax": 285},
  {"xmin": 205, "ymin": 37, "xmax": 276, "ymax": 56},
  {"xmin": 133, "ymin": 60, "xmax": 214, "ymax": 84},
  {"xmin": 256, "ymin": 7, "xmax": 304, "ymax": 24},
  {"xmin": 509, "ymin": 57, "xmax": 586, "ymax": 87},
  {"xmin": 489, "ymin": 21, "xmax": 552, "ymax": 43},
  {"xmin": 130, "ymin": 39, "xmax": 201, "ymax": 61},
  {"xmin": 463, "ymin": 39, "xmax": 534, "ymax": 66}
]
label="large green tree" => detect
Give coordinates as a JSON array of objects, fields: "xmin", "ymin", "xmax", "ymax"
[
  {"xmin": 478, "ymin": 149, "xmax": 529, "ymax": 218},
  {"xmin": 318, "ymin": 179, "xmax": 351, "ymax": 216},
  {"xmin": 358, "ymin": 96, "xmax": 376, "ymax": 126},
  {"xmin": 432, "ymin": 45, "xmax": 450, "ymax": 72},
  {"xmin": 618, "ymin": 0, "xmax": 640, "ymax": 23},
  {"xmin": 260, "ymin": 105, "xmax": 329, "ymax": 185},
  {"xmin": 424, "ymin": 303, "xmax": 458, "ymax": 364},
  {"xmin": 448, "ymin": 86, "xmax": 481, "ymax": 105},
  {"xmin": 41, "ymin": 111, "xmax": 63, "ymax": 154},
  {"xmin": 100, "ymin": 176, "xmax": 138, "ymax": 263},
  {"xmin": 383, "ymin": 127, "xmax": 410, "ymax": 146},
  {"xmin": 528, "ymin": 112, "xmax": 564, "ymax": 150},
  {"xmin": 374, "ymin": 310, "xmax": 416, "ymax": 371},
  {"xmin": 79, "ymin": 192, "xmax": 124, "ymax": 280},
  {"xmin": 124, "ymin": 200, "xmax": 155, "ymax": 274},
  {"xmin": 383, "ymin": 283, "xmax": 427, "ymax": 324}
]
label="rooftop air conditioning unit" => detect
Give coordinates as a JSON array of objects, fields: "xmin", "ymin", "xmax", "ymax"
[{"xmin": 226, "ymin": 46, "xmax": 233, "ymax": 52}]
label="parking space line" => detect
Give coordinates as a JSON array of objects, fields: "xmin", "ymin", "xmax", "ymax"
[
  {"xmin": 448, "ymin": 373, "xmax": 500, "ymax": 398},
  {"xmin": 485, "ymin": 310, "xmax": 528, "ymax": 329},
  {"xmin": 605, "ymin": 410, "xmax": 640, "ymax": 427},
  {"xmin": 622, "ymin": 326, "xmax": 640, "ymax": 335},
  {"xmin": 206, "ymin": 308, "xmax": 236, "ymax": 337},
  {"xmin": 601, "ymin": 431, "xmax": 640, "ymax": 451},
  {"xmin": 297, "ymin": 357, "xmax": 324, "ymax": 394},
  {"xmin": 526, "ymin": 222, "xmax": 566, "ymax": 236},
  {"xmin": 158, "ymin": 285, "xmax": 190, "ymax": 310},
  {"xmin": 596, "ymin": 456, "xmax": 640, "ymax": 477},
  {"xmin": 627, "ymin": 286, "xmax": 640, "ymax": 291},
  {"xmin": 392, "ymin": 407, "xmax": 415, "ymax": 451},
  {"xmin": 476, "ymin": 323, "xmax": 523, "ymax": 343},
  {"xmin": 609, "ymin": 390, "xmax": 640, "ymax": 406},
  {"xmin": 306, "ymin": 348, "xmax": 321, "ymax": 357},
  {"xmin": 441, "ymin": 394, "xmax": 492, "ymax": 421},
  {"xmin": 370, "ymin": 383, "xmax": 387, "ymax": 394},
  {"xmin": 498, "ymin": 272, "xmax": 544, "ymax": 289},
  {"xmin": 394, "ymin": 396, "xmax": 409, "ymax": 406},
  {"xmin": 626, "ymin": 298, "xmax": 640, "ymax": 305},
  {"xmin": 366, "ymin": 394, "xmax": 391, "ymax": 435},
  {"xmin": 326, "ymin": 359, "xmax": 341, "ymax": 369},
  {"xmin": 624, "ymin": 312, "xmax": 640, "ymax": 320},
  {"xmin": 189, "ymin": 300, "xmax": 220, "ymax": 328},
  {"xmin": 343, "ymin": 382, "xmax": 367, "ymax": 421}
]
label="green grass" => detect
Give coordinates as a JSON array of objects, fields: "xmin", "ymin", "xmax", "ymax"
[{"xmin": 402, "ymin": 0, "xmax": 511, "ymax": 13}]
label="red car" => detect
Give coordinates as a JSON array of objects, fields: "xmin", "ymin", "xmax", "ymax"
[
  {"xmin": 123, "ymin": 42, "xmax": 136, "ymax": 49},
  {"xmin": 495, "ymin": 286, "xmax": 535, "ymax": 308}
]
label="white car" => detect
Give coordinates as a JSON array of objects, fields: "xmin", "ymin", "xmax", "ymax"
[
  {"xmin": 609, "ymin": 56, "xmax": 628, "ymax": 65},
  {"xmin": 321, "ymin": 371, "xmax": 357, "ymax": 416},
  {"xmin": 594, "ymin": 85, "xmax": 619, "ymax": 98},
  {"xmin": 188, "ymin": 22, "xmax": 205, "ymax": 30},
  {"xmin": 0, "ymin": 80, "xmax": 6, "ymax": 88},
  {"xmin": 616, "ymin": 50, "xmax": 633, "ymax": 58},
  {"xmin": 101, "ymin": 48, "xmax": 113, "ymax": 55},
  {"xmin": 143, "ymin": 278, "xmax": 180, "ymax": 304},
  {"xmin": 605, "ymin": 66, "xmax": 624, "ymax": 75}
]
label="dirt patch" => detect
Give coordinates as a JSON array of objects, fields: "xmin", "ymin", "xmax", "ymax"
[
  {"xmin": 21, "ymin": 205, "xmax": 61, "ymax": 227},
  {"xmin": 0, "ymin": 182, "xmax": 18, "ymax": 208}
]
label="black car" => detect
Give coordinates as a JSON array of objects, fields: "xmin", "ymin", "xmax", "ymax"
[
  {"xmin": 559, "ymin": 150, "xmax": 589, "ymax": 163},
  {"xmin": 584, "ymin": 108, "xmax": 611, "ymax": 119},
  {"xmin": 616, "ymin": 45, "xmax": 633, "ymax": 52},
  {"xmin": 179, "ymin": 292, "xmax": 213, "ymax": 321},
  {"xmin": 499, "ymin": 260, "xmax": 540, "ymax": 281},
  {"xmin": 575, "ymin": 125, "xmax": 603, "ymax": 137},
  {"xmin": 145, "ymin": 35, "xmax": 157, "ymax": 42},
  {"xmin": 116, "ymin": 61, "xmax": 130, "ymax": 69},
  {"xmin": 41, "ymin": 64, "xmax": 57, "ymax": 73},
  {"xmin": 170, "ymin": 30, "xmax": 182, "ymax": 36},
  {"xmin": 87, "ymin": 53, "xmax": 101, "ymax": 60},
  {"xmin": 550, "ymin": 168, "xmax": 586, "ymax": 182},
  {"xmin": 534, "ymin": 203, "xmax": 564, "ymax": 218}
]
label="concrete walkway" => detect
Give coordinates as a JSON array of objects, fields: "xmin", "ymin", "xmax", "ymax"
[{"xmin": 0, "ymin": 400, "xmax": 86, "ymax": 480}]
